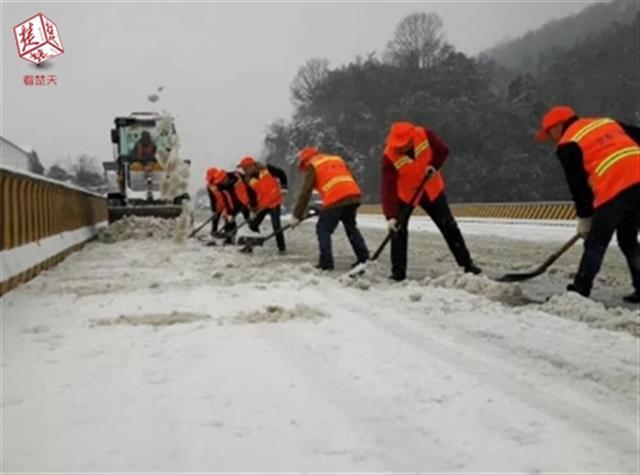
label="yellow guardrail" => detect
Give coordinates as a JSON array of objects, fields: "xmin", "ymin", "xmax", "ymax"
[
  {"xmin": 359, "ymin": 201, "xmax": 576, "ymax": 220},
  {"xmin": 1, "ymin": 167, "xmax": 108, "ymax": 296}
]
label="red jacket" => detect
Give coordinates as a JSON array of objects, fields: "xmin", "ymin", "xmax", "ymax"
[{"xmin": 381, "ymin": 126, "xmax": 450, "ymax": 218}]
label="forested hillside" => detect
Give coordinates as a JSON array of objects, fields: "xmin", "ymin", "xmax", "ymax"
[
  {"xmin": 483, "ymin": 1, "xmax": 638, "ymax": 72},
  {"xmin": 261, "ymin": 6, "xmax": 640, "ymax": 203}
]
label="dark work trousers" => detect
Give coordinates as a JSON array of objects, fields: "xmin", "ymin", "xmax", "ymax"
[
  {"xmin": 574, "ymin": 184, "xmax": 640, "ymax": 295},
  {"xmin": 391, "ymin": 192, "xmax": 472, "ymax": 280},
  {"xmin": 254, "ymin": 206, "xmax": 286, "ymax": 251},
  {"xmin": 316, "ymin": 203, "xmax": 369, "ymax": 269},
  {"xmin": 218, "ymin": 206, "xmax": 250, "ymax": 242},
  {"xmin": 211, "ymin": 213, "xmax": 220, "ymax": 235}
]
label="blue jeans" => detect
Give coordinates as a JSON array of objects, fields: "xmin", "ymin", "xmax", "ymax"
[{"xmin": 316, "ymin": 203, "xmax": 369, "ymax": 269}]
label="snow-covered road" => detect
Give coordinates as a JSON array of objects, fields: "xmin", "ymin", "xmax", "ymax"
[{"xmin": 2, "ymin": 218, "xmax": 638, "ymax": 472}]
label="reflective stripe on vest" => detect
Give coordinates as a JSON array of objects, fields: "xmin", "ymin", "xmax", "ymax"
[
  {"xmin": 383, "ymin": 127, "xmax": 444, "ymax": 204},
  {"xmin": 559, "ymin": 117, "xmax": 640, "ymax": 207},
  {"xmin": 595, "ymin": 146, "xmax": 640, "ymax": 177},
  {"xmin": 321, "ymin": 175, "xmax": 356, "ymax": 193},
  {"xmin": 310, "ymin": 155, "xmax": 361, "ymax": 207}
]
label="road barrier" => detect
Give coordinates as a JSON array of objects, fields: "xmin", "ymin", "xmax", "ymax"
[
  {"xmin": 1, "ymin": 166, "xmax": 108, "ymax": 296},
  {"xmin": 359, "ymin": 201, "xmax": 576, "ymax": 221}
]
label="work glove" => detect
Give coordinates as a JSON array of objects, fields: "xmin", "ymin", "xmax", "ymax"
[
  {"xmin": 577, "ymin": 217, "xmax": 592, "ymax": 239},
  {"xmin": 387, "ymin": 218, "xmax": 399, "ymax": 233},
  {"xmin": 290, "ymin": 217, "xmax": 301, "ymax": 229}
]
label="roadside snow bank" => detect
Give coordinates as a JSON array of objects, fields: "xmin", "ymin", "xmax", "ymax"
[
  {"xmin": 97, "ymin": 216, "xmax": 176, "ymax": 242},
  {"xmin": 532, "ymin": 293, "xmax": 640, "ymax": 337},
  {"xmin": 422, "ymin": 272, "xmax": 530, "ymax": 306}
]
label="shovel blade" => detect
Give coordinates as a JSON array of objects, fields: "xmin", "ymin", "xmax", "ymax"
[{"xmin": 495, "ymin": 271, "xmax": 541, "ymax": 283}]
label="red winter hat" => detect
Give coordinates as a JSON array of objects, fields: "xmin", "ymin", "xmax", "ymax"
[
  {"xmin": 239, "ymin": 156, "xmax": 256, "ymax": 168},
  {"xmin": 386, "ymin": 122, "xmax": 414, "ymax": 148},
  {"xmin": 299, "ymin": 147, "xmax": 320, "ymax": 169},
  {"xmin": 535, "ymin": 106, "xmax": 576, "ymax": 142},
  {"xmin": 205, "ymin": 167, "xmax": 218, "ymax": 184},
  {"xmin": 212, "ymin": 169, "xmax": 228, "ymax": 185}
]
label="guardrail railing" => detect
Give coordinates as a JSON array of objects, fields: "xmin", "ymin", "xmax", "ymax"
[
  {"xmin": 359, "ymin": 201, "xmax": 576, "ymax": 221},
  {"xmin": 1, "ymin": 166, "xmax": 108, "ymax": 296}
]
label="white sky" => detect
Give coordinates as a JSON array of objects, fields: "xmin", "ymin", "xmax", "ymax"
[{"xmin": 1, "ymin": 1, "xmax": 599, "ymax": 190}]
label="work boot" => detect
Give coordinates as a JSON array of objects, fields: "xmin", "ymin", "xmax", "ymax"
[
  {"xmin": 464, "ymin": 262, "xmax": 482, "ymax": 275},
  {"xmin": 389, "ymin": 274, "xmax": 406, "ymax": 282},
  {"xmin": 623, "ymin": 291, "xmax": 640, "ymax": 304},
  {"xmin": 567, "ymin": 283, "xmax": 590, "ymax": 297}
]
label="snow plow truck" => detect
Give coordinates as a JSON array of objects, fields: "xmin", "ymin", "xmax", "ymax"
[{"xmin": 103, "ymin": 112, "xmax": 190, "ymax": 223}]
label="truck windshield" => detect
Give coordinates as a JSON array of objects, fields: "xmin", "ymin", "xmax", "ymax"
[{"xmin": 119, "ymin": 121, "xmax": 167, "ymax": 158}]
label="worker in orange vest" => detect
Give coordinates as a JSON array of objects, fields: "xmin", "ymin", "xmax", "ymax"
[
  {"xmin": 535, "ymin": 106, "xmax": 640, "ymax": 302},
  {"xmin": 205, "ymin": 167, "xmax": 233, "ymax": 238},
  {"xmin": 210, "ymin": 168, "xmax": 253, "ymax": 242},
  {"xmin": 238, "ymin": 156, "xmax": 288, "ymax": 253},
  {"xmin": 292, "ymin": 147, "xmax": 369, "ymax": 270},
  {"xmin": 382, "ymin": 121, "xmax": 480, "ymax": 281}
]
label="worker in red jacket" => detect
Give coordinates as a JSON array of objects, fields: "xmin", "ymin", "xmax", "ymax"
[
  {"xmin": 535, "ymin": 105, "xmax": 640, "ymax": 302},
  {"xmin": 382, "ymin": 121, "xmax": 480, "ymax": 281}
]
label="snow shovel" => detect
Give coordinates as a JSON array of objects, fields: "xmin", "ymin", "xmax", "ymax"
[
  {"xmin": 239, "ymin": 209, "xmax": 318, "ymax": 253},
  {"xmin": 347, "ymin": 167, "xmax": 437, "ymax": 278},
  {"xmin": 495, "ymin": 233, "xmax": 580, "ymax": 283},
  {"xmin": 189, "ymin": 213, "xmax": 216, "ymax": 239}
]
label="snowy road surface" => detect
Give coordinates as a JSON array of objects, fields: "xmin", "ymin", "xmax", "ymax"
[{"xmin": 2, "ymin": 217, "xmax": 639, "ymax": 472}]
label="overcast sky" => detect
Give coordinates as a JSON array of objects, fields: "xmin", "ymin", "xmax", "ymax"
[{"xmin": 2, "ymin": 1, "xmax": 599, "ymax": 190}]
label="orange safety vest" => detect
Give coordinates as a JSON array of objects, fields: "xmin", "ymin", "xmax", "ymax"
[
  {"xmin": 558, "ymin": 118, "xmax": 640, "ymax": 208},
  {"xmin": 384, "ymin": 126, "xmax": 445, "ymax": 204},
  {"xmin": 233, "ymin": 174, "xmax": 251, "ymax": 208},
  {"xmin": 208, "ymin": 184, "xmax": 230, "ymax": 216},
  {"xmin": 309, "ymin": 155, "xmax": 361, "ymax": 207},
  {"xmin": 249, "ymin": 169, "xmax": 283, "ymax": 211}
]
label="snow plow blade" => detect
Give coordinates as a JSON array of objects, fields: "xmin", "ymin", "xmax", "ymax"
[{"xmin": 108, "ymin": 205, "xmax": 183, "ymax": 223}]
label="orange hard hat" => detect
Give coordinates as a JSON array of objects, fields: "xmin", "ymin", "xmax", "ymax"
[
  {"xmin": 535, "ymin": 106, "xmax": 576, "ymax": 142},
  {"xmin": 387, "ymin": 122, "xmax": 415, "ymax": 148},
  {"xmin": 212, "ymin": 169, "xmax": 228, "ymax": 185},
  {"xmin": 299, "ymin": 146, "xmax": 320, "ymax": 169},
  {"xmin": 205, "ymin": 167, "xmax": 218, "ymax": 184},
  {"xmin": 239, "ymin": 156, "xmax": 256, "ymax": 168}
]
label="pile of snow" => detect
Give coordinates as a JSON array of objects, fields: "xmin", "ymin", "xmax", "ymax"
[
  {"xmin": 97, "ymin": 216, "xmax": 176, "ymax": 243},
  {"xmin": 533, "ymin": 293, "xmax": 639, "ymax": 336},
  {"xmin": 155, "ymin": 112, "xmax": 193, "ymax": 243},
  {"xmin": 93, "ymin": 311, "xmax": 210, "ymax": 327},
  {"xmin": 422, "ymin": 272, "xmax": 530, "ymax": 306},
  {"xmin": 232, "ymin": 304, "xmax": 328, "ymax": 324}
]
